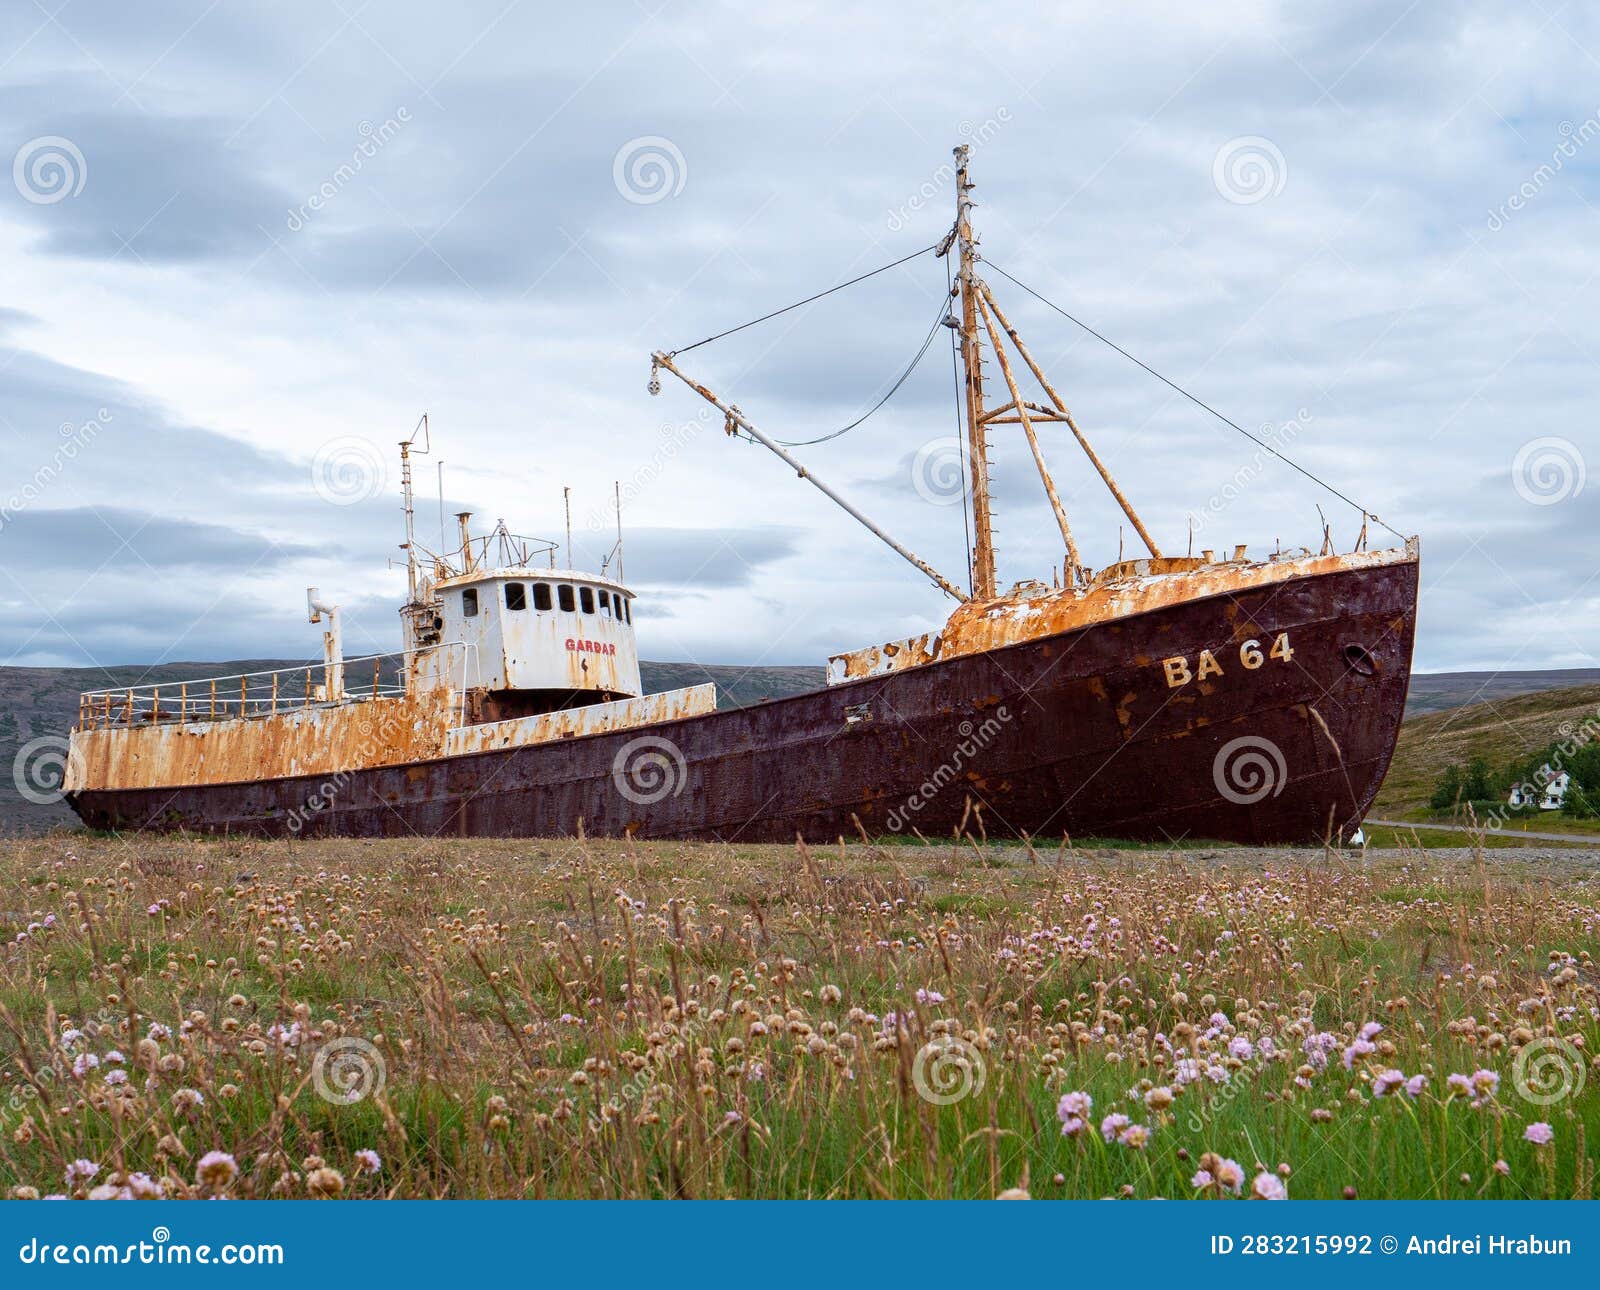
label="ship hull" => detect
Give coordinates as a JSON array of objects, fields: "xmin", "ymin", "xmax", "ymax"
[{"xmin": 68, "ymin": 558, "xmax": 1418, "ymax": 845}]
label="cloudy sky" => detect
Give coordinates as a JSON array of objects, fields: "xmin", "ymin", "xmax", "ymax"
[{"xmin": 1, "ymin": 1, "xmax": 1596, "ymax": 681}]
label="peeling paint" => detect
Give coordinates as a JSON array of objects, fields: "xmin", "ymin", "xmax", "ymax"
[
  {"xmin": 68, "ymin": 682, "xmax": 714, "ymax": 792},
  {"xmin": 827, "ymin": 541, "xmax": 1418, "ymax": 683}
]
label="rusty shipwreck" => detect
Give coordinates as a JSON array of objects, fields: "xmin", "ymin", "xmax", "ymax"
[{"xmin": 65, "ymin": 146, "xmax": 1419, "ymax": 844}]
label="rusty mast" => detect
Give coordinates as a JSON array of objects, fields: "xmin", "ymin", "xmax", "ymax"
[
  {"xmin": 652, "ymin": 142, "xmax": 1170, "ymax": 606},
  {"xmin": 950, "ymin": 143, "xmax": 996, "ymax": 599}
]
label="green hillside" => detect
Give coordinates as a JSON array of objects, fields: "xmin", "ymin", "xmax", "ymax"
[{"xmin": 1373, "ymin": 682, "xmax": 1600, "ymax": 818}]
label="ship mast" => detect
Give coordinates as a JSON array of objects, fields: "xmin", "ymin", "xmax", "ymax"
[
  {"xmin": 952, "ymin": 144, "xmax": 996, "ymax": 600},
  {"xmin": 398, "ymin": 413, "xmax": 431, "ymax": 656},
  {"xmin": 943, "ymin": 147, "xmax": 1163, "ymax": 588},
  {"xmin": 650, "ymin": 144, "xmax": 1165, "ymax": 605}
]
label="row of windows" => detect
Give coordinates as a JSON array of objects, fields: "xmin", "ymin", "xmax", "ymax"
[{"xmin": 461, "ymin": 582, "xmax": 632, "ymax": 623}]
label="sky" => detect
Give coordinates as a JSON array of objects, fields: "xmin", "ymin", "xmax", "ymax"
[{"xmin": 1, "ymin": 0, "xmax": 1596, "ymax": 680}]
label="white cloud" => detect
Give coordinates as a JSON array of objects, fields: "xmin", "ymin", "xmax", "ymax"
[{"xmin": 0, "ymin": 0, "xmax": 1596, "ymax": 675}]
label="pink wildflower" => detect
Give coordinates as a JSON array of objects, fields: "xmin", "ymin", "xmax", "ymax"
[
  {"xmin": 1372, "ymin": 1068, "xmax": 1405, "ymax": 1097},
  {"xmin": 1057, "ymin": 1091, "xmax": 1093, "ymax": 1138},
  {"xmin": 64, "ymin": 1159, "xmax": 99, "ymax": 1186},
  {"xmin": 1117, "ymin": 1123, "xmax": 1152, "ymax": 1149},
  {"xmin": 126, "ymin": 1173, "xmax": 162, "ymax": 1199},
  {"xmin": 1100, "ymin": 1112, "xmax": 1130, "ymax": 1143},
  {"xmin": 196, "ymin": 1151, "xmax": 239, "ymax": 1188},
  {"xmin": 1252, "ymin": 1172, "xmax": 1288, "ymax": 1199},
  {"xmin": 1057, "ymin": 1091, "xmax": 1092, "ymax": 1120},
  {"xmin": 1523, "ymin": 1122, "xmax": 1554, "ymax": 1145}
]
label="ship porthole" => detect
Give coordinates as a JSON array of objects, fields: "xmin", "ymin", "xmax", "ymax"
[{"xmin": 1342, "ymin": 642, "xmax": 1377, "ymax": 676}]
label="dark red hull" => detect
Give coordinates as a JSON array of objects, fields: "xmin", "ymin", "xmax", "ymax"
[{"xmin": 68, "ymin": 560, "xmax": 1418, "ymax": 845}]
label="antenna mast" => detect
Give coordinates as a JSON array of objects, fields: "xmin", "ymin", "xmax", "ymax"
[
  {"xmin": 614, "ymin": 480, "xmax": 624, "ymax": 583},
  {"xmin": 399, "ymin": 413, "xmax": 430, "ymax": 603},
  {"xmin": 398, "ymin": 412, "xmax": 431, "ymax": 660},
  {"xmin": 953, "ymin": 145, "xmax": 996, "ymax": 600},
  {"xmin": 563, "ymin": 487, "xmax": 573, "ymax": 570}
]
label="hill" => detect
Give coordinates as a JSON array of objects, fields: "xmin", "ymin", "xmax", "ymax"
[
  {"xmin": 1403, "ymin": 668, "xmax": 1600, "ymax": 715},
  {"xmin": 1373, "ymin": 682, "xmax": 1600, "ymax": 817}
]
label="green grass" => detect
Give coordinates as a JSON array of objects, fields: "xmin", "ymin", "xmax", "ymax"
[{"xmin": 0, "ymin": 833, "xmax": 1594, "ymax": 1199}]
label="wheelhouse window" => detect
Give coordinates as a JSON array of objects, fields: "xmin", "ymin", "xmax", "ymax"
[
  {"xmin": 557, "ymin": 584, "xmax": 575, "ymax": 613},
  {"xmin": 598, "ymin": 589, "xmax": 612, "ymax": 617},
  {"xmin": 623, "ymin": 597, "xmax": 632, "ymax": 624},
  {"xmin": 532, "ymin": 581, "xmax": 552, "ymax": 611},
  {"xmin": 462, "ymin": 588, "xmax": 479, "ymax": 617},
  {"xmin": 579, "ymin": 586, "xmax": 595, "ymax": 614},
  {"xmin": 504, "ymin": 582, "xmax": 527, "ymax": 611}
]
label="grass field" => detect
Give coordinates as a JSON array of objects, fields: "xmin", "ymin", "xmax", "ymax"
[{"xmin": 0, "ymin": 832, "xmax": 1596, "ymax": 1200}]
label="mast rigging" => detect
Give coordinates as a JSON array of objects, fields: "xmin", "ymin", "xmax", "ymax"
[{"xmin": 651, "ymin": 142, "xmax": 1398, "ymax": 606}]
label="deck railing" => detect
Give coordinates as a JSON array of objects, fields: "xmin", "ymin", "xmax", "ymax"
[{"xmin": 74, "ymin": 643, "xmax": 480, "ymax": 731}]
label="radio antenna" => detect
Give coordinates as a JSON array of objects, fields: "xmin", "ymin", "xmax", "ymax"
[{"xmin": 564, "ymin": 487, "xmax": 573, "ymax": 571}]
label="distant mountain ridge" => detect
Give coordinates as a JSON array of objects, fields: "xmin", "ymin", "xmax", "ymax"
[
  {"xmin": 1402, "ymin": 669, "xmax": 1600, "ymax": 715},
  {"xmin": 2, "ymin": 662, "xmax": 1593, "ymax": 833}
]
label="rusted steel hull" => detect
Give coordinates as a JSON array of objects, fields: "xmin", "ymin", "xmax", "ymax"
[{"xmin": 67, "ymin": 558, "xmax": 1418, "ymax": 845}]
